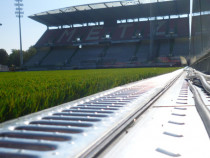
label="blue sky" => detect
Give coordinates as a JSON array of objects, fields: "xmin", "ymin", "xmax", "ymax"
[{"xmin": 0, "ymin": 0, "xmax": 116, "ymax": 54}]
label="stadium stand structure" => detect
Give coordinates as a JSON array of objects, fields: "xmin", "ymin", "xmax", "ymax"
[
  {"xmin": 25, "ymin": 50, "xmax": 49, "ymax": 67},
  {"xmin": 41, "ymin": 47, "xmax": 76, "ymax": 67},
  {"xmin": 24, "ymin": 0, "xmax": 210, "ymax": 70},
  {"xmin": 34, "ymin": 18, "xmax": 189, "ymax": 47},
  {"xmin": 68, "ymin": 46, "xmax": 103, "ymax": 69}
]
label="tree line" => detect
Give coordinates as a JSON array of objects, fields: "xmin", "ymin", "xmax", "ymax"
[{"xmin": 0, "ymin": 47, "xmax": 37, "ymax": 67}]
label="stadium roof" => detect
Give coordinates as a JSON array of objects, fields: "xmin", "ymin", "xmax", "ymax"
[{"xmin": 29, "ymin": 0, "xmax": 210, "ymax": 27}]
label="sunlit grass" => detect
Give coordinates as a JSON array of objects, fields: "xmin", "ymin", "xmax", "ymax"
[{"xmin": 0, "ymin": 67, "xmax": 179, "ymax": 122}]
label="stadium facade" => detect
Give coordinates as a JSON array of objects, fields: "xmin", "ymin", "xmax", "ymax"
[{"xmin": 25, "ymin": 0, "xmax": 210, "ymax": 70}]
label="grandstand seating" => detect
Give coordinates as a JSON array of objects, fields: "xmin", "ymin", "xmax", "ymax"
[
  {"xmin": 102, "ymin": 44, "xmax": 136, "ymax": 64},
  {"xmin": 112, "ymin": 24, "xmax": 135, "ymax": 40},
  {"xmin": 155, "ymin": 20, "xmax": 167, "ymax": 38},
  {"xmin": 35, "ymin": 18, "xmax": 190, "ymax": 47},
  {"xmin": 177, "ymin": 18, "xmax": 189, "ymax": 37},
  {"xmin": 159, "ymin": 41, "xmax": 170, "ymax": 57},
  {"xmin": 172, "ymin": 39, "xmax": 189, "ymax": 56},
  {"xmin": 140, "ymin": 21, "xmax": 150, "ymax": 38},
  {"xmin": 25, "ymin": 17, "xmax": 195, "ymax": 69},
  {"xmin": 135, "ymin": 42, "xmax": 149, "ymax": 62},
  {"xmin": 168, "ymin": 19, "xmax": 176, "ymax": 35},
  {"xmin": 36, "ymin": 29, "xmax": 61, "ymax": 47},
  {"xmin": 25, "ymin": 51, "xmax": 48, "ymax": 66},
  {"xmin": 26, "ymin": 38, "xmax": 188, "ymax": 69},
  {"xmin": 41, "ymin": 47, "xmax": 75, "ymax": 66},
  {"xmin": 68, "ymin": 46, "xmax": 104, "ymax": 68}
]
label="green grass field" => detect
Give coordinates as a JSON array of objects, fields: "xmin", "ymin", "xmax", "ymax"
[{"xmin": 0, "ymin": 68, "xmax": 179, "ymax": 123}]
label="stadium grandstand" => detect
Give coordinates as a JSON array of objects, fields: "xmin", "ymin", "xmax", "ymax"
[{"xmin": 24, "ymin": 0, "xmax": 210, "ymax": 70}]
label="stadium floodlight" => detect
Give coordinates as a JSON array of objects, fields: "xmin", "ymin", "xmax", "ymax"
[{"xmin": 14, "ymin": 0, "xmax": 24, "ymax": 67}]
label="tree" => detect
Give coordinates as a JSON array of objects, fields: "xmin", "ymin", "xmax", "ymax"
[
  {"xmin": 8, "ymin": 46, "xmax": 37, "ymax": 67},
  {"xmin": 23, "ymin": 46, "xmax": 37, "ymax": 63},
  {"xmin": 0, "ymin": 49, "xmax": 9, "ymax": 65},
  {"xmin": 8, "ymin": 49, "xmax": 21, "ymax": 66}
]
